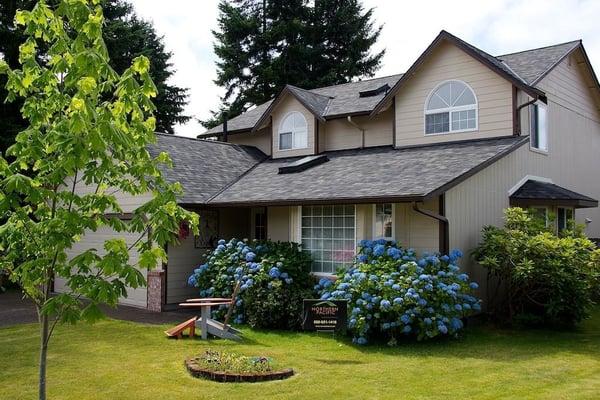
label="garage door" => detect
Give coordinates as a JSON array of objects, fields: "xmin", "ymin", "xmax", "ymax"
[{"xmin": 54, "ymin": 226, "xmax": 148, "ymax": 308}]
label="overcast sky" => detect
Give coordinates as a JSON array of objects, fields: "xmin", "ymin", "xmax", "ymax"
[{"xmin": 129, "ymin": 0, "xmax": 600, "ymax": 138}]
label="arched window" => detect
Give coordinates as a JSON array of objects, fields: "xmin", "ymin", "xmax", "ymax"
[
  {"xmin": 279, "ymin": 112, "xmax": 308, "ymax": 150},
  {"xmin": 425, "ymin": 80, "xmax": 477, "ymax": 134}
]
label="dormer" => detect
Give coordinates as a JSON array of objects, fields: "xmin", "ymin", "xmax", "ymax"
[{"xmin": 252, "ymin": 85, "xmax": 331, "ymax": 158}]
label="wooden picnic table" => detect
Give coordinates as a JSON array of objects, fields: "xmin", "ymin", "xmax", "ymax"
[{"xmin": 179, "ymin": 301, "xmax": 240, "ymax": 340}]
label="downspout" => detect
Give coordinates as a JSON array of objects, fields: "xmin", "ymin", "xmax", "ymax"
[
  {"xmin": 346, "ymin": 116, "xmax": 365, "ymax": 148},
  {"xmin": 412, "ymin": 200, "xmax": 449, "ymax": 255},
  {"xmin": 515, "ymin": 94, "xmax": 540, "ymax": 136}
]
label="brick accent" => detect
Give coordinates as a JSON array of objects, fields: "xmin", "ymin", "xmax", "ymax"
[{"xmin": 147, "ymin": 269, "xmax": 165, "ymax": 312}]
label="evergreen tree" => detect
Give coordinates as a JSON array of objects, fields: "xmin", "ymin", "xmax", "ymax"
[
  {"xmin": 0, "ymin": 0, "xmax": 189, "ymax": 154},
  {"xmin": 203, "ymin": 0, "xmax": 384, "ymax": 128}
]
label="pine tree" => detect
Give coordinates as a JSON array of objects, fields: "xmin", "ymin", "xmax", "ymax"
[
  {"xmin": 203, "ymin": 0, "xmax": 384, "ymax": 129},
  {"xmin": 0, "ymin": 0, "xmax": 189, "ymax": 154}
]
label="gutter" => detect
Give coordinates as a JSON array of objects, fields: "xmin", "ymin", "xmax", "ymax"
[
  {"xmin": 346, "ymin": 116, "xmax": 365, "ymax": 148},
  {"xmin": 515, "ymin": 93, "xmax": 546, "ymax": 135},
  {"xmin": 412, "ymin": 199, "xmax": 449, "ymax": 255}
]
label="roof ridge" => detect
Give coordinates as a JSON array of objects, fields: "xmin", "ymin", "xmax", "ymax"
[
  {"xmin": 308, "ymin": 73, "xmax": 404, "ymax": 92},
  {"xmin": 497, "ymin": 39, "xmax": 581, "ymax": 58},
  {"xmin": 155, "ymin": 132, "xmax": 262, "ymax": 152}
]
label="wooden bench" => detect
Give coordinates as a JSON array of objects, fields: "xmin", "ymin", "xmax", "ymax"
[{"xmin": 164, "ymin": 317, "xmax": 197, "ymax": 339}]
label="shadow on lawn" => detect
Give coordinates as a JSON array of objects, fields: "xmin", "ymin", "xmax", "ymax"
[{"xmin": 343, "ymin": 317, "xmax": 600, "ymax": 363}]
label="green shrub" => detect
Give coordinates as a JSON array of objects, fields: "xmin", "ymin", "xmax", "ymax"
[
  {"xmin": 188, "ymin": 239, "xmax": 314, "ymax": 329},
  {"xmin": 473, "ymin": 207, "xmax": 600, "ymax": 326}
]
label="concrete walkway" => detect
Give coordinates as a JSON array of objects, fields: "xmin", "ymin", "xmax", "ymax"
[{"xmin": 0, "ymin": 289, "xmax": 196, "ymax": 328}]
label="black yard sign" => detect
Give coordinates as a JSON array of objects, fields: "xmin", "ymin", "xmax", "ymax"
[{"xmin": 302, "ymin": 299, "xmax": 348, "ymax": 333}]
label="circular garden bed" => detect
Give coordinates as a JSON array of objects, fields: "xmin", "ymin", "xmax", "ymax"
[{"xmin": 185, "ymin": 350, "xmax": 294, "ymax": 383}]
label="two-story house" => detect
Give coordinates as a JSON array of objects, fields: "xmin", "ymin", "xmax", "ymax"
[{"xmin": 54, "ymin": 31, "xmax": 600, "ymax": 310}]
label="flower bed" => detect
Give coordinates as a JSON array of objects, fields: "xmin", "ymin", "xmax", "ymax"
[{"xmin": 184, "ymin": 349, "xmax": 293, "ymax": 383}]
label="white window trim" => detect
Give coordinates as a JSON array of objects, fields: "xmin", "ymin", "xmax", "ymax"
[
  {"xmin": 372, "ymin": 203, "xmax": 395, "ymax": 241},
  {"xmin": 278, "ymin": 111, "xmax": 309, "ymax": 151},
  {"xmin": 423, "ymin": 80, "xmax": 479, "ymax": 136},
  {"xmin": 299, "ymin": 204, "xmax": 357, "ymax": 276},
  {"xmin": 529, "ymin": 101, "xmax": 549, "ymax": 154}
]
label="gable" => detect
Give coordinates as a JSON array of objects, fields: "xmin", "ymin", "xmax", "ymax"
[
  {"xmin": 536, "ymin": 47, "xmax": 600, "ymax": 121},
  {"xmin": 271, "ymin": 94, "xmax": 317, "ymax": 158},
  {"xmin": 394, "ymin": 40, "xmax": 514, "ymax": 147}
]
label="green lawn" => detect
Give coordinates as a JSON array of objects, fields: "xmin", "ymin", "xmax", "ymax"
[{"xmin": 1, "ymin": 310, "xmax": 600, "ymax": 400}]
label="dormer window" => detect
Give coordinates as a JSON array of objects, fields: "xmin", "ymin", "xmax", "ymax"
[
  {"xmin": 425, "ymin": 80, "xmax": 477, "ymax": 135},
  {"xmin": 279, "ymin": 112, "xmax": 308, "ymax": 150}
]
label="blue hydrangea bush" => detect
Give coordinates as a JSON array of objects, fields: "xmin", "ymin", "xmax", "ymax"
[
  {"xmin": 316, "ymin": 239, "xmax": 481, "ymax": 344},
  {"xmin": 188, "ymin": 239, "xmax": 313, "ymax": 329}
]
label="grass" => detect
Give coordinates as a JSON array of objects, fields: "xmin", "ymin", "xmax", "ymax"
[{"xmin": 1, "ymin": 310, "xmax": 600, "ymax": 400}]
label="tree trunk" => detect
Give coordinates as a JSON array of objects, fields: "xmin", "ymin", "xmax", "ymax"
[{"xmin": 39, "ymin": 311, "xmax": 49, "ymax": 400}]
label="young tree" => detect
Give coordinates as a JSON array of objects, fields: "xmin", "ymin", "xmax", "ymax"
[
  {"xmin": 203, "ymin": 0, "xmax": 385, "ymax": 128},
  {"xmin": 0, "ymin": 0, "xmax": 189, "ymax": 155},
  {"xmin": 0, "ymin": 2, "xmax": 198, "ymax": 399}
]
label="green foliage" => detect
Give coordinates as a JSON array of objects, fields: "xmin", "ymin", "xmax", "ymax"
[
  {"xmin": 0, "ymin": 0, "xmax": 197, "ymax": 349},
  {"xmin": 188, "ymin": 238, "xmax": 314, "ymax": 330},
  {"xmin": 192, "ymin": 349, "xmax": 275, "ymax": 374},
  {"xmin": 473, "ymin": 207, "xmax": 600, "ymax": 326},
  {"xmin": 0, "ymin": 0, "xmax": 189, "ymax": 155},
  {"xmin": 203, "ymin": 0, "xmax": 384, "ymax": 128}
]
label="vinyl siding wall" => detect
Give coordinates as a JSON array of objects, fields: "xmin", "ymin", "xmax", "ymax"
[
  {"xmin": 320, "ymin": 107, "xmax": 394, "ymax": 151},
  {"xmin": 447, "ymin": 79, "xmax": 600, "ymax": 293},
  {"xmin": 227, "ymin": 127, "xmax": 272, "ymax": 155},
  {"xmin": 394, "ymin": 41, "xmax": 514, "ymax": 147},
  {"xmin": 165, "ymin": 207, "xmax": 251, "ymax": 304}
]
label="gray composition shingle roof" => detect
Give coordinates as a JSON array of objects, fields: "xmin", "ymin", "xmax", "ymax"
[
  {"xmin": 207, "ymin": 136, "xmax": 528, "ymax": 206},
  {"xmin": 498, "ymin": 41, "xmax": 581, "ymax": 85},
  {"xmin": 206, "ymin": 100, "xmax": 273, "ymax": 134},
  {"xmin": 203, "ymin": 74, "xmax": 402, "ymax": 136},
  {"xmin": 148, "ymin": 133, "xmax": 266, "ymax": 204},
  {"xmin": 510, "ymin": 179, "xmax": 598, "ymax": 208},
  {"xmin": 202, "ymin": 35, "xmax": 582, "ymax": 137}
]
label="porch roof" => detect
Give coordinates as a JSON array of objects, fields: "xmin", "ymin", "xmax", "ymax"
[
  {"xmin": 206, "ymin": 136, "xmax": 528, "ymax": 206},
  {"xmin": 510, "ymin": 179, "xmax": 598, "ymax": 208}
]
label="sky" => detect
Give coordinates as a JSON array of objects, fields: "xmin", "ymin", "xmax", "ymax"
[{"xmin": 129, "ymin": 0, "xmax": 600, "ymax": 138}]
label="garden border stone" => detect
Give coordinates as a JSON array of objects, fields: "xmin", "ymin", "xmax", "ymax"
[{"xmin": 184, "ymin": 357, "xmax": 294, "ymax": 383}]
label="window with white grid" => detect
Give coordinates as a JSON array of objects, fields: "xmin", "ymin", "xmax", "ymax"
[{"xmin": 301, "ymin": 205, "xmax": 355, "ymax": 274}]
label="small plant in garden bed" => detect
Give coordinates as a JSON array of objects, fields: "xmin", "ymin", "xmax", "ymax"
[
  {"xmin": 315, "ymin": 239, "xmax": 481, "ymax": 344},
  {"xmin": 193, "ymin": 349, "xmax": 275, "ymax": 374},
  {"xmin": 185, "ymin": 349, "xmax": 294, "ymax": 382},
  {"xmin": 187, "ymin": 239, "xmax": 314, "ymax": 329}
]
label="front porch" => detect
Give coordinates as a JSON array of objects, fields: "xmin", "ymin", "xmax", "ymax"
[{"xmin": 161, "ymin": 199, "xmax": 444, "ymax": 306}]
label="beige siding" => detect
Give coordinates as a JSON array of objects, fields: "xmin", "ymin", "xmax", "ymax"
[
  {"xmin": 447, "ymin": 93, "xmax": 600, "ymax": 290},
  {"xmin": 267, "ymin": 206, "xmax": 291, "ymax": 241},
  {"xmin": 536, "ymin": 49, "xmax": 600, "ymax": 122},
  {"xmin": 227, "ymin": 127, "xmax": 272, "ymax": 155},
  {"xmin": 272, "ymin": 96, "xmax": 316, "ymax": 159},
  {"xmin": 165, "ymin": 233, "xmax": 204, "ymax": 304},
  {"xmin": 321, "ymin": 107, "xmax": 394, "ymax": 151},
  {"xmin": 71, "ymin": 179, "xmax": 153, "ymax": 214},
  {"xmin": 395, "ymin": 201, "xmax": 440, "ymax": 255},
  {"xmin": 394, "ymin": 41, "xmax": 514, "ymax": 147},
  {"xmin": 54, "ymin": 227, "xmax": 148, "ymax": 308}
]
